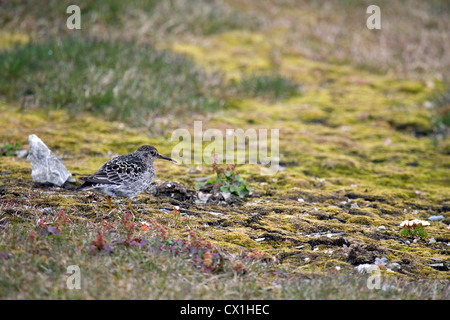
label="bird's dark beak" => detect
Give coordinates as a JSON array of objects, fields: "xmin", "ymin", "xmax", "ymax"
[{"xmin": 158, "ymin": 153, "xmax": 177, "ymax": 163}]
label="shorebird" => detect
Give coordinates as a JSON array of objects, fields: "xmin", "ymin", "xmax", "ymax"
[{"xmin": 76, "ymin": 145, "xmax": 176, "ymax": 213}]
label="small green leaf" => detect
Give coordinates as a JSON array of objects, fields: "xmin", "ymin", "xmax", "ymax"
[
  {"xmin": 399, "ymin": 229, "xmax": 409, "ymax": 235},
  {"xmin": 195, "ymin": 183, "xmax": 203, "ymax": 190}
]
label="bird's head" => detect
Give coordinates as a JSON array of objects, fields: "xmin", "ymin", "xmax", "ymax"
[{"xmin": 136, "ymin": 145, "xmax": 177, "ymax": 163}]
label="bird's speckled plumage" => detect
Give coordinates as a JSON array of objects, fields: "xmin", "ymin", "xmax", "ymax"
[{"xmin": 77, "ymin": 145, "xmax": 175, "ymax": 210}]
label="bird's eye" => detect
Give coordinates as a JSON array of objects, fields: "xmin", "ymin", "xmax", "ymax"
[{"xmin": 151, "ymin": 150, "xmax": 156, "ymax": 156}]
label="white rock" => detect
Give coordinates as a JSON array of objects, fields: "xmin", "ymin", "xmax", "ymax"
[
  {"xmin": 355, "ymin": 264, "xmax": 379, "ymax": 274},
  {"xmin": 209, "ymin": 211, "xmax": 224, "ymax": 217},
  {"xmin": 196, "ymin": 192, "xmax": 211, "ymax": 204},
  {"xmin": 428, "ymin": 215, "xmax": 444, "ymax": 221},
  {"xmin": 221, "ymin": 191, "xmax": 231, "ymax": 200},
  {"xmin": 387, "ymin": 262, "xmax": 401, "ymax": 272},
  {"xmin": 375, "ymin": 257, "xmax": 387, "ymax": 265},
  {"xmin": 27, "ymin": 134, "xmax": 74, "ymax": 186},
  {"xmin": 16, "ymin": 149, "xmax": 28, "ymax": 158}
]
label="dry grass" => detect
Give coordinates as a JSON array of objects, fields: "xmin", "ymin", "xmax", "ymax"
[{"xmin": 228, "ymin": 0, "xmax": 450, "ymax": 79}]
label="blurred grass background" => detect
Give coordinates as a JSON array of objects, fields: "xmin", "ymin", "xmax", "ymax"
[{"xmin": 0, "ymin": 0, "xmax": 449, "ymax": 130}]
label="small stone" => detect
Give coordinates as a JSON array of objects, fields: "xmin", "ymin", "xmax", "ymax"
[
  {"xmin": 42, "ymin": 207, "xmax": 53, "ymax": 214},
  {"xmin": 387, "ymin": 262, "xmax": 401, "ymax": 272},
  {"xmin": 405, "ymin": 240, "xmax": 411, "ymax": 245},
  {"xmin": 295, "ymin": 245, "xmax": 305, "ymax": 249},
  {"xmin": 297, "ymin": 198, "xmax": 305, "ymax": 202},
  {"xmin": 427, "ymin": 263, "xmax": 448, "ymax": 271},
  {"xmin": 193, "ymin": 176, "xmax": 209, "ymax": 182},
  {"xmin": 355, "ymin": 264, "xmax": 378, "ymax": 274},
  {"xmin": 428, "ymin": 238, "xmax": 436, "ymax": 244},
  {"xmin": 378, "ymin": 225, "xmax": 386, "ymax": 230},
  {"xmin": 254, "ymin": 238, "xmax": 265, "ymax": 242},
  {"xmin": 428, "ymin": 215, "xmax": 444, "ymax": 221},
  {"xmin": 221, "ymin": 191, "xmax": 231, "ymax": 200},
  {"xmin": 424, "ymin": 101, "xmax": 434, "ymax": 108},
  {"xmin": 27, "ymin": 134, "xmax": 74, "ymax": 186},
  {"xmin": 16, "ymin": 149, "xmax": 28, "ymax": 158},
  {"xmin": 429, "ymin": 257, "xmax": 444, "ymax": 262},
  {"xmin": 375, "ymin": 257, "xmax": 387, "ymax": 266},
  {"xmin": 196, "ymin": 191, "xmax": 211, "ymax": 204}
]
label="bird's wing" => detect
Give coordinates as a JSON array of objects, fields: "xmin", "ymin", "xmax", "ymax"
[{"xmin": 80, "ymin": 155, "xmax": 146, "ymax": 185}]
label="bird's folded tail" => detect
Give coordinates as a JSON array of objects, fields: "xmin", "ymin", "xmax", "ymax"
[{"xmin": 76, "ymin": 177, "xmax": 94, "ymax": 191}]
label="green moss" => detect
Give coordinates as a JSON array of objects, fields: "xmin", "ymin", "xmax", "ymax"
[
  {"xmin": 347, "ymin": 216, "xmax": 372, "ymax": 225},
  {"xmin": 219, "ymin": 230, "xmax": 255, "ymax": 248}
]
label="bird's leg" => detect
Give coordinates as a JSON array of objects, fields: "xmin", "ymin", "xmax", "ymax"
[
  {"xmin": 127, "ymin": 200, "xmax": 137, "ymax": 215},
  {"xmin": 106, "ymin": 196, "xmax": 113, "ymax": 211}
]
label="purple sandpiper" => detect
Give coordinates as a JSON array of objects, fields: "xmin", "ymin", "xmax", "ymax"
[{"xmin": 77, "ymin": 145, "xmax": 176, "ymax": 212}]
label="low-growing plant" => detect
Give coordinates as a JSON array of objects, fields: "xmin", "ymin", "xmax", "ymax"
[
  {"xmin": 399, "ymin": 219, "xmax": 430, "ymax": 239},
  {"xmin": 0, "ymin": 141, "xmax": 22, "ymax": 156},
  {"xmin": 168, "ymin": 208, "xmax": 184, "ymax": 228},
  {"xmin": 195, "ymin": 156, "xmax": 253, "ymax": 198},
  {"xmin": 89, "ymin": 232, "xmax": 114, "ymax": 254}
]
